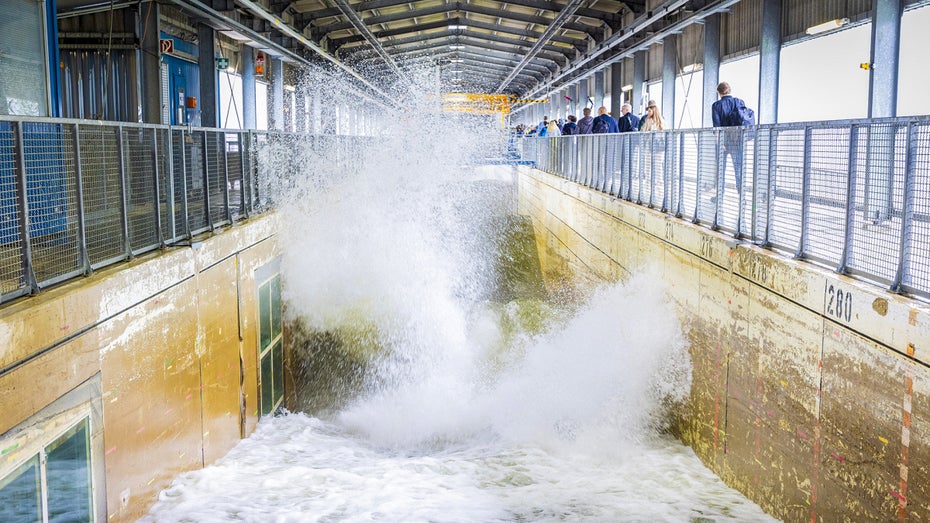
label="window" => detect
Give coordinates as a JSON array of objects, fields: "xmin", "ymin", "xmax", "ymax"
[
  {"xmin": 0, "ymin": 0, "xmax": 50, "ymax": 116},
  {"xmin": 258, "ymin": 274, "xmax": 284, "ymax": 416},
  {"xmin": 0, "ymin": 418, "xmax": 93, "ymax": 523},
  {"xmin": 898, "ymin": 4, "xmax": 930, "ymax": 116}
]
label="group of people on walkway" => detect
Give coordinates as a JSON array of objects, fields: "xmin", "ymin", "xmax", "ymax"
[{"xmin": 519, "ymin": 82, "xmax": 753, "ymax": 138}]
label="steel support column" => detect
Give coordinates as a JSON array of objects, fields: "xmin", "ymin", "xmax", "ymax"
[
  {"xmin": 610, "ymin": 62, "xmax": 624, "ymax": 118},
  {"xmin": 662, "ymin": 35, "xmax": 677, "ymax": 129},
  {"xmin": 633, "ymin": 51, "xmax": 646, "ymax": 114},
  {"xmin": 198, "ymin": 24, "xmax": 218, "ymax": 128},
  {"xmin": 270, "ymin": 58, "xmax": 285, "ymax": 130},
  {"xmin": 579, "ymin": 78, "xmax": 589, "ymax": 109},
  {"xmin": 758, "ymin": 0, "xmax": 781, "ymax": 125},
  {"xmin": 702, "ymin": 13, "xmax": 721, "ymax": 127},
  {"xmin": 242, "ymin": 45, "xmax": 257, "ymax": 130},
  {"xmin": 868, "ymin": 0, "xmax": 903, "ymax": 118},
  {"xmin": 594, "ymin": 71, "xmax": 605, "ymax": 108},
  {"xmin": 138, "ymin": 1, "xmax": 162, "ymax": 123}
]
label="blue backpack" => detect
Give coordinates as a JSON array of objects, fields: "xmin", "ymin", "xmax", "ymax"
[
  {"xmin": 592, "ymin": 116, "xmax": 609, "ymax": 134},
  {"xmin": 731, "ymin": 99, "xmax": 755, "ymax": 126}
]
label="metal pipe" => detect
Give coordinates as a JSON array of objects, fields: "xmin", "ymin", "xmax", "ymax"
[
  {"xmin": 13, "ymin": 122, "xmax": 38, "ymax": 293},
  {"xmin": 72, "ymin": 123, "xmax": 91, "ymax": 274},
  {"xmin": 117, "ymin": 126, "xmax": 132, "ymax": 259}
]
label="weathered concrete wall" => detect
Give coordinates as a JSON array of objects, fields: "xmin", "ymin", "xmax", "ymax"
[
  {"xmin": 519, "ymin": 167, "xmax": 929, "ymax": 522},
  {"xmin": 0, "ymin": 214, "xmax": 280, "ymax": 522}
]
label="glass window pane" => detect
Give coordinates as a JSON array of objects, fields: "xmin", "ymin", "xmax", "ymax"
[
  {"xmin": 0, "ymin": 1, "xmax": 49, "ymax": 116},
  {"xmin": 272, "ymin": 340, "xmax": 284, "ymax": 408},
  {"xmin": 259, "ymin": 282, "xmax": 271, "ymax": 351},
  {"xmin": 0, "ymin": 455, "xmax": 42, "ymax": 523},
  {"xmin": 261, "ymin": 351, "xmax": 273, "ymax": 416},
  {"xmin": 271, "ymin": 275, "xmax": 282, "ymax": 339},
  {"xmin": 46, "ymin": 418, "xmax": 93, "ymax": 523}
]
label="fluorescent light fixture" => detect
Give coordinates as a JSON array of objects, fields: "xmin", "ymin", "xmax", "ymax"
[
  {"xmin": 621, "ymin": 84, "xmax": 633, "ymax": 92},
  {"xmin": 448, "ymin": 24, "xmax": 467, "ymax": 30},
  {"xmin": 449, "ymin": 59, "xmax": 464, "ymax": 63},
  {"xmin": 449, "ymin": 45, "xmax": 465, "ymax": 49},
  {"xmin": 681, "ymin": 63, "xmax": 700, "ymax": 73},
  {"xmin": 806, "ymin": 18, "xmax": 849, "ymax": 35}
]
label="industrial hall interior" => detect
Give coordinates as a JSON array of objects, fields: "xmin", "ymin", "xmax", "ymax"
[{"xmin": 1, "ymin": 0, "xmax": 929, "ymax": 522}]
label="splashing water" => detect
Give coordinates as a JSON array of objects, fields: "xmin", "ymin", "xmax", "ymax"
[{"xmin": 143, "ymin": 74, "xmax": 778, "ymax": 522}]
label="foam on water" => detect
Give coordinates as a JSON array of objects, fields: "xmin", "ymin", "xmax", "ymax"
[{"xmin": 143, "ymin": 73, "xmax": 778, "ymax": 522}]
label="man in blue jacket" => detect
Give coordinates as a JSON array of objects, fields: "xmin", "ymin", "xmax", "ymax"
[
  {"xmin": 711, "ymin": 82, "xmax": 749, "ymax": 193},
  {"xmin": 592, "ymin": 106, "xmax": 619, "ymax": 133}
]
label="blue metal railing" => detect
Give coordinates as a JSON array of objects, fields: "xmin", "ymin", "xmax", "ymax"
[{"xmin": 518, "ymin": 116, "xmax": 930, "ymax": 299}]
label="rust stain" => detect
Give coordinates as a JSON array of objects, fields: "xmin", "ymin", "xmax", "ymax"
[
  {"xmin": 872, "ymin": 298, "xmax": 889, "ymax": 316},
  {"xmin": 909, "ymin": 308, "xmax": 917, "ymax": 326}
]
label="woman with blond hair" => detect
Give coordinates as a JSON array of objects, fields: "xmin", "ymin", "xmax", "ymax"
[
  {"xmin": 547, "ymin": 119, "xmax": 562, "ymax": 136},
  {"xmin": 639, "ymin": 100, "xmax": 665, "ymax": 131}
]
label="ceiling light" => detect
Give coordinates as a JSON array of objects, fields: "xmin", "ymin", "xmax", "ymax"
[
  {"xmin": 449, "ymin": 45, "xmax": 465, "ymax": 49},
  {"xmin": 681, "ymin": 63, "xmax": 700, "ymax": 73},
  {"xmin": 448, "ymin": 24, "xmax": 467, "ymax": 30},
  {"xmin": 621, "ymin": 84, "xmax": 633, "ymax": 92},
  {"xmin": 449, "ymin": 59, "xmax": 464, "ymax": 63},
  {"xmin": 806, "ymin": 18, "xmax": 849, "ymax": 35}
]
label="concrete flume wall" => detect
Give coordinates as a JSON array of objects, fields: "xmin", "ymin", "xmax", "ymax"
[
  {"xmin": 0, "ymin": 214, "xmax": 280, "ymax": 522},
  {"xmin": 519, "ymin": 167, "xmax": 929, "ymax": 521}
]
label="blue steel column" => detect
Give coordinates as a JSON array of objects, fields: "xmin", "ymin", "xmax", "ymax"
[
  {"xmin": 662, "ymin": 35, "xmax": 677, "ymax": 129},
  {"xmin": 633, "ymin": 51, "xmax": 646, "ymax": 114},
  {"xmin": 868, "ymin": 0, "xmax": 903, "ymax": 118},
  {"xmin": 241, "ymin": 46, "xmax": 257, "ymax": 130},
  {"xmin": 270, "ymin": 58, "xmax": 285, "ymax": 131},
  {"xmin": 610, "ymin": 62, "xmax": 623, "ymax": 118},
  {"xmin": 703, "ymin": 13, "xmax": 721, "ymax": 127},
  {"xmin": 570, "ymin": 84, "xmax": 578, "ymax": 115},
  {"xmin": 138, "ymin": 1, "xmax": 161, "ymax": 123},
  {"xmin": 758, "ymin": 0, "xmax": 781, "ymax": 124},
  {"xmin": 594, "ymin": 71, "xmax": 605, "ymax": 107},
  {"xmin": 550, "ymin": 93, "xmax": 558, "ymax": 120},
  {"xmin": 198, "ymin": 24, "xmax": 218, "ymax": 128},
  {"xmin": 579, "ymin": 78, "xmax": 589, "ymax": 108}
]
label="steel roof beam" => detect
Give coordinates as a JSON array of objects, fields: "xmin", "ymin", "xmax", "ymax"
[
  {"xmin": 330, "ymin": 15, "xmax": 588, "ymax": 51},
  {"xmin": 345, "ymin": 36, "xmax": 563, "ymax": 71},
  {"xmin": 497, "ymin": 0, "xmax": 586, "ymax": 92},
  {"xmin": 330, "ymin": 0, "xmax": 410, "ymax": 84}
]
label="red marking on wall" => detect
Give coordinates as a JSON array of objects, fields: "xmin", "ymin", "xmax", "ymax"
[
  {"xmin": 135, "ymin": 426, "xmax": 145, "ymax": 434},
  {"xmin": 105, "ymin": 446, "xmax": 117, "ymax": 456},
  {"xmin": 830, "ymin": 452, "xmax": 845, "ymax": 463},
  {"xmin": 185, "ymin": 393, "xmax": 193, "ymax": 400},
  {"xmin": 60, "ymin": 325, "xmax": 69, "ymax": 331},
  {"xmin": 797, "ymin": 429, "xmax": 808, "ymax": 439},
  {"xmin": 891, "ymin": 489, "xmax": 906, "ymax": 502}
]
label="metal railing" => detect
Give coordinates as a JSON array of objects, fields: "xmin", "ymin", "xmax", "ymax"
[
  {"xmin": 0, "ymin": 116, "xmax": 352, "ymax": 304},
  {"xmin": 520, "ymin": 116, "xmax": 930, "ymax": 299}
]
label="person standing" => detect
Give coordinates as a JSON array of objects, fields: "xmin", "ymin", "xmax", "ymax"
[
  {"xmin": 547, "ymin": 119, "xmax": 562, "ymax": 136},
  {"xmin": 711, "ymin": 82, "xmax": 752, "ymax": 191},
  {"xmin": 592, "ymin": 106, "xmax": 619, "ymax": 133},
  {"xmin": 617, "ymin": 103, "xmax": 640, "ymax": 132},
  {"xmin": 562, "ymin": 115, "xmax": 578, "ymax": 135},
  {"xmin": 576, "ymin": 107, "xmax": 595, "ymax": 134},
  {"xmin": 639, "ymin": 100, "xmax": 665, "ymax": 131}
]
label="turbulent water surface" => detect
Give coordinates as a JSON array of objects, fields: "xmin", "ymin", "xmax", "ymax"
[{"xmin": 144, "ymin": 76, "xmax": 778, "ymax": 522}]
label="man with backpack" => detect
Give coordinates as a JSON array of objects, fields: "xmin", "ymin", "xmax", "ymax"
[
  {"xmin": 711, "ymin": 82, "xmax": 755, "ymax": 196},
  {"xmin": 592, "ymin": 106, "xmax": 619, "ymax": 134}
]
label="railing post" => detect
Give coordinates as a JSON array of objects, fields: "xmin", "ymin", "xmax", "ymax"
[
  {"xmin": 221, "ymin": 131, "xmax": 231, "ymax": 224},
  {"xmin": 796, "ymin": 126, "xmax": 813, "ymax": 258},
  {"xmin": 116, "ymin": 125, "xmax": 131, "ymax": 259},
  {"xmin": 166, "ymin": 128, "xmax": 177, "ymax": 243},
  {"xmin": 648, "ymin": 133, "xmax": 657, "ymax": 208},
  {"xmin": 838, "ymin": 125, "xmax": 860, "ymax": 273},
  {"xmin": 677, "ymin": 132, "xmax": 685, "ymax": 217},
  {"xmin": 712, "ymin": 129, "xmax": 721, "ymax": 231},
  {"xmin": 152, "ymin": 128, "xmax": 164, "ymax": 247},
  {"xmin": 202, "ymin": 130, "xmax": 213, "ymax": 231},
  {"xmin": 72, "ymin": 124, "xmax": 91, "ymax": 274},
  {"xmin": 735, "ymin": 128, "xmax": 746, "ymax": 238},
  {"xmin": 179, "ymin": 129, "xmax": 191, "ymax": 239},
  {"xmin": 239, "ymin": 132, "xmax": 248, "ymax": 219},
  {"xmin": 693, "ymin": 132, "xmax": 702, "ymax": 223},
  {"xmin": 763, "ymin": 128, "xmax": 777, "ymax": 247},
  {"xmin": 13, "ymin": 122, "xmax": 38, "ymax": 293},
  {"xmin": 891, "ymin": 121, "xmax": 917, "ymax": 292}
]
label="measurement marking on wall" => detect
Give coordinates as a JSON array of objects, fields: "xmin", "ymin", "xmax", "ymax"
[{"xmin": 824, "ymin": 284, "xmax": 853, "ymax": 323}]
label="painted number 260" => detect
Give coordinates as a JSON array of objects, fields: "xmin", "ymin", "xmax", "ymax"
[{"xmin": 826, "ymin": 284, "xmax": 853, "ymax": 323}]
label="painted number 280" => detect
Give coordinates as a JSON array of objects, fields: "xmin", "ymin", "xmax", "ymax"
[{"xmin": 826, "ymin": 284, "xmax": 853, "ymax": 322}]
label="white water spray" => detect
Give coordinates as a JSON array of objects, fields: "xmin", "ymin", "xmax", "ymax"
[{"xmin": 143, "ymin": 70, "xmax": 778, "ymax": 522}]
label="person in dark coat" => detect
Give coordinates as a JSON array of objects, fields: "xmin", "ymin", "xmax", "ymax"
[
  {"xmin": 617, "ymin": 103, "xmax": 640, "ymax": 132},
  {"xmin": 711, "ymin": 82, "xmax": 748, "ymax": 191},
  {"xmin": 561, "ymin": 115, "xmax": 578, "ymax": 135}
]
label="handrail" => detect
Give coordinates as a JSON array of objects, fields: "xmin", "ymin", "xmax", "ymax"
[
  {"xmin": 0, "ymin": 117, "xmax": 363, "ymax": 304},
  {"xmin": 517, "ymin": 115, "xmax": 930, "ymax": 299}
]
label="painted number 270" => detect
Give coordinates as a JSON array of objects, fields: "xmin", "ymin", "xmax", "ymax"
[{"xmin": 826, "ymin": 284, "xmax": 853, "ymax": 323}]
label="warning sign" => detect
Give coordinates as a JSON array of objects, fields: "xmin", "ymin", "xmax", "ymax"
[{"xmin": 159, "ymin": 39, "xmax": 174, "ymax": 54}]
